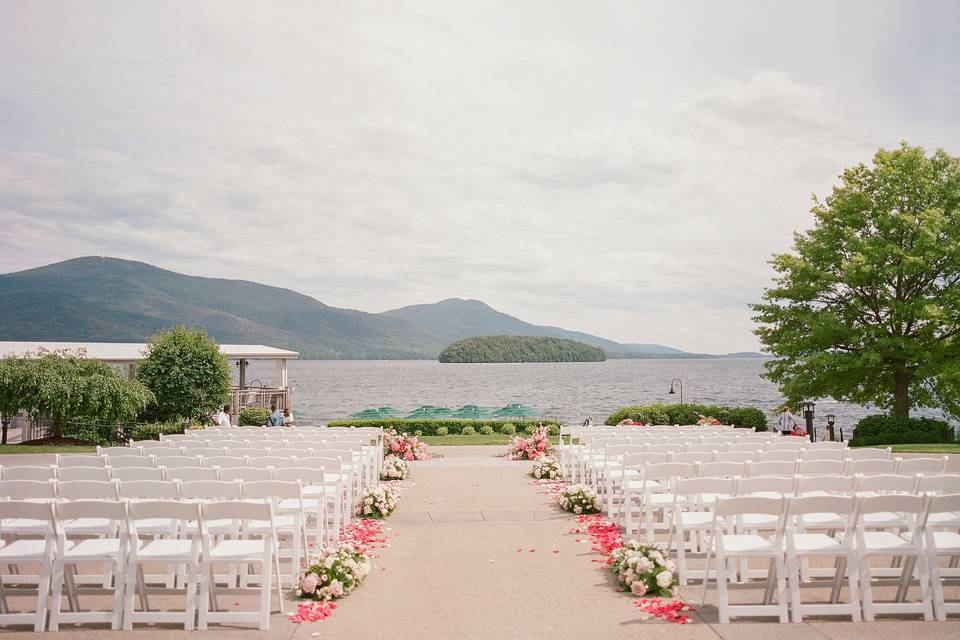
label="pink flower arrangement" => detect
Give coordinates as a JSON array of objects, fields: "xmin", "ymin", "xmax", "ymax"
[
  {"xmin": 696, "ymin": 415, "xmax": 721, "ymax": 426},
  {"xmin": 507, "ymin": 425, "xmax": 554, "ymax": 460},
  {"xmin": 384, "ymin": 430, "xmax": 430, "ymax": 461}
]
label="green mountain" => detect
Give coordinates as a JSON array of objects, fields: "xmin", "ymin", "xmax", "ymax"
[
  {"xmin": 439, "ymin": 335, "xmax": 607, "ymax": 363},
  {"xmin": 0, "ymin": 257, "xmax": 764, "ymax": 359}
]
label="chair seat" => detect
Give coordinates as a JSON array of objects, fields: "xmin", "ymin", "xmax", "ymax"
[
  {"xmin": 137, "ymin": 539, "xmax": 195, "ymax": 560},
  {"xmin": 921, "ymin": 530, "xmax": 960, "ymax": 552},
  {"xmin": 63, "ymin": 518, "xmax": 114, "ymax": 533},
  {"xmin": 249, "ymin": 515, "xmax": 297, "ymax": 532},
  {"xmin": 679, "ymin": 511, "xmax": 724, "ymax": 527},
  {"xmin": 209, "ymin": 539, "xmax": 268, "ymax": 560},
  {"xmin": 798, "ymin": 512, "xmax": 846, "ymax": 528},
  {"xmin": 1, "ymin": 518, "xmax": 53, "ymax": 534},
  {"xmin": 65, "ymin": 538, "xmax": 126, "ymax": 560},
  {"xmin": 927, "ymin": 511, "xmax": 960, "ymax": 527},
  {"xmin": 861, "ymin": 530, "xmax": 917, "ymax": 552},
  {"xmin": 133, "ymin": 517, "xmax": 177, "ymax": 533},
  {"xmin": 718, "ymin": 534, "xmax": 777, "ymax": 554},
  {"xmin": 742, "ymin": 513, "xmax": 778, "ymax": 527},
  {"xmin": 625, "ymin": 479, "xmax": 659, "ymax": 489},
  {"xmin": 791, "ymin": 532, "xmax": 844, "ymax": 553},
  {"xmin": 648, "ymin": 493, "xmax": 678, "ymax": 506},
  {"xmin": 0, "ymin": 538, "xmax": 66, "ymax": 560},
  {"xmin": 184, "ymin": 519, "xmax": 236, "ymax": 534},
  {"xmin": 861, "ymin": 512, "xmax": 909, "ymax": 528}
]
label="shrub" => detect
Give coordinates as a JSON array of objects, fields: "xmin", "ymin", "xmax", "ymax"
[
  {"xmin": 605, "ymin": 403, "xmax": 768, "ymax": 430},
  {"xmin": 325, "ymin": 418, "xmax": 561, "ymax": 436},
  {"xmin": 461, "ymin": 426, "xmax": 476, "ymax": 435},
  {"xmin": 499, "ymin": 423, "xmax": 516, "ymax": 435},
  {"xmin": 479, "ymin": 425, "xmax": 495, "ymax": 435},
  {"xmin": 414, "ymin": 429, "xmax": 423, "ymax": 437},
  {"xmin": 545, "ymin": 423, "xmax": 560, "ymax": 436},
  {"xmin": 239, "ymin": 407, "xmax": 270, "ymax": 426},
  {"xmin": 129, "ymin": 422, "xmax": 185, "ymax": 441},
  {"xmin": 435, "ymin": 426, "xmax": 449, "ymax": 436},
  {"xmin": 850, "ymin": 415, "xmax": 952, "ymax": 446}
]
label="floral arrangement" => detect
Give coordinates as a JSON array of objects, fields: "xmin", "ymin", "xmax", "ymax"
[
  {"xmin": 380, "ymin": 454, "xmax": 409, "ymax": 480},
  {"xmin": 531, "ymin": 456, "xmax": 561, "ymax": 480},
  {"xmin": 696, "ymin": 415, "xmax": 721, "ymax": 426},
  {"xmin": 356, "ymin": 485, "xmax": 399, "ymax": 519},
  {"xmin": 558, "ymin": 483, "xmax": 601, "ymax": 515},
  {"xmin": 385, "ymin": 429, "xmax": 430, "ymax": 461},
  {"xmin": 296, "ymin": 543, "xmax": 371, "ymax": 601},
  {"xmin": 609, "ymin": 539, "xmax": 678, "ymax": 598},
  {"xmin": 507, "ymin": 425, "xmax": 554, "ymax": 460}
]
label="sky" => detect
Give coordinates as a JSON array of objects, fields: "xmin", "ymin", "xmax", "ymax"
[{"xmin": 1, "ymin": 1, "xmax": 959, "ymax": 353}]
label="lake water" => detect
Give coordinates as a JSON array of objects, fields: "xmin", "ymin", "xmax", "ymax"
[{"xmin": 239, "ymin": 358, "xmax": 915, "ymax": 436}]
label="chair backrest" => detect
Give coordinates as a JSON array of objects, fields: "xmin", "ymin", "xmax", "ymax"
[
  {"xmin": 857, "ymin": 493, "xmax": 926, "ymax": 517},
  {"xmin": 643, "ymin": 462, "xmax": 696, "ymax": 482},
  {"xmin": 0, "ymin": 479, "xmax": 57, "ymax": 499},
  {"xmin": 178, "ymin": 480, "xmax": 243, "ymax": 500},
  {"xmin": 104, "ymin": 456, "xmax": 156, "ymax": 469},
  {"xmin": 847, "ymin": 459, "xmax": 896, "ymax": 475},
  {"xmin": 164, "ymin": 467, "xmax": 219, "ymax": 482},
  {"xmin": 806, "ymin": 441, "xmax": 848, "ymax": 450},
  {"xmin": 55, "ymin": 499, "xmax": 128, "ymax": 525},
  {"xmin": 768, "ymin": 439, "xmax": 807, "ymax": 450},
  {"xmin": 714, "ymin": 450, "xmax": 759, "ymax": 464},
  {"xmin": 0, "ymin": 499, "xmax": 56, "ymax": 526},
  {"xmin": 696, "ymin": 461, "xmax": 747, "ymax": 478},
  {"xmin": 241, "ymin": 480, "xmax": 301, "ymax": 500},
  {"xmin": 200, "ymin": 500, "xmax": 273, "ymax": 533},
  {"xmin": 218, "ymin": 467, "xmax": 271, "ymax": 482},
  {"xmin": 201, "ymin": 455, "xmax": 247, "ymax": 468},
  {"xmin": 0, "ymin": 465, "xmax": 56, "ymax": 481},
  {"xmin": 56, "ymin": 479, "xmax": 119, "ymax": 500},
  {"xmin": 729, "ymin": 443, "xmax": 767, "ymax": 454},
  {"xmin": 141, "ymin": 447, "xmax": 184, "ymax": 458},
  {"xmin": 915, "ymin": 474, "xmax": 960, "ymax": 494},
  {"xmin": 854, "ymin": 473, "xmax": 917, "ymax": 494},
  {"xmin": 223, "ymin": 448, "xmax": 267, "ymax": 458},
  {"xmin": 685, "ymin": 443, "xmax": 722, "ymax": 454},
  {"xmin": 57, "ymin": 466, "xmax": 112, "ymax": 482},
  {"xmin": 897, "ymin": 456, "xmax": 948, "ymax": 475},
  {"xmin": 675, "ymin": 476, "xmax": 736, "ymax": 504},
  {"xmin": 183, "ymin": 447, "xmax": 228, "ymax": 458},
  {"xmin": 272, "ymin": 466, "xmax": 325, "ymax": 486},
  {"xmin": 736, "ymin": 475, "xmax": 796, "ymax": 497},
  {"xmin": 246, "ymin": 456, "xmax": 295, "ymax": 469},
  {"xmin": 669, "ymin": 451, "xmax": 714, "ymax": 465},
  {"xmin": 925, "ymin": 493, "xmax": 960, "ymax": 521},
  {"xmin": 214, "ymin": 440, "xmax": 248, "ymax": 449},
  {"xmin": 262, "ymin": 449, "xmax": 304, "ymax": 459},
  {"xmin": 117, "ymin": 479, "xmax": 180, "ymax": 499},
  {"xmin": 795, "ymin": 474, "xmax": 856, "ymax": 496},
  {"xmin": 129, "ymin": 500, "xmax": 200, "ymax": 531},
  {"xmin": 788, "ymin": 495, "xmax": 856, "ymax": 532},
  {"xmin": 715, "ymin": 495, "xmax": 785, "ymax": 519},
  {"xmin": 152, "ymin": 456, "xmax": 201, "ymax": 469},
  {"xmin": 747, "ymin": 460, "xmax": 797, "ymax": 476},
  {"xmin": 56, "ymin": 454, "xmax": 106, "ymax": 468},
  {"xmin": 110, "ymin": 467, "xmax": 165, "ymax": 481},
  {"xmin": 605, "ymin": 443, "xmax": 645, "ymax": 458},
  {"xmin": 796, "ymin": 460, "xmax": 847, "ymax": 476},
  {"xmin": 801, "ymin": 449, "xmax": 845, "ymax": 461},
  {"xmin": 621, "ymin": 452, "xmax": 668, "ymax": 468},
  {"xmin": 131, "ymin": 439, "xmax": 171, "ymax": 448},
  {"xmin": 96, "ymin": 445, "xmax": 141, "ymax": 457},
  {"xmin": 759, "ymin": 450, "xmax": 801, "ymax": 462},
  {"xmin": 847, "ymin": 447, "xmax": 891, "ymax": 460}
]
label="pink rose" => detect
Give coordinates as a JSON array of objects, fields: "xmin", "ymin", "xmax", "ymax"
[
  {"xmin": 405, "ymin": 452, "xmax": 414, "ymax": 461},
  {"xmin": 302, "ymin": 573, "xmax": 320, "ymax": 594}
]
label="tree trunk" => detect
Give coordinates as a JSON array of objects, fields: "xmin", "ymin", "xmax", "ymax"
[
  {"xmin": 53, "ymin": 416, "xmax": 63, "ymax": 439},
  {"xmin": 1, "ymin": 417, "xmax": 7, "ymax": 445},
  {"xmin": 893, "ymin": 366, "xmax": 910, "ymax": 417}
]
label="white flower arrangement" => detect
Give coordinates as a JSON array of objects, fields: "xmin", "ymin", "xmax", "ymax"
[
  {"xmin": 531, "ymin": 456, "xmax": 561, "ymax": 480},
  {"xmin": 557, "ymin": 483, "xmax": 601, "ymax": 515},
  {"xmin": 380, "ymin": 454, "xmax": 409, "ymax": 480},
  {"xmin": 608, "ymin": 539, "xmax": 678, "ymax": 597},
  {"xmin": 296, "ymin": 542, "xmax": 371, "ymax": 601},
  {"xmin": 355, "ymin": 484, "xmax": 399, "ymax": 519}
]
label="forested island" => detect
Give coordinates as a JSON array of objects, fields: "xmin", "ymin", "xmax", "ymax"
[{"xmin": 438, "ymin": 335, "xmax": 607, "ymax": 363}]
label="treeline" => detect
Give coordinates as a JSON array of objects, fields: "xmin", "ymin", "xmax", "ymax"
[{"xmin": 438, "ymin": 335, "xmax": 607, "ymax": 363}]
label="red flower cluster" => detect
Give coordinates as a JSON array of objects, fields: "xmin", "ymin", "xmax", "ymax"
[
  {"xmin": 571, "ymin": 514, "xmax": 623, "ymax": 558},
  {"xmin": 288, "ymin": 600, "xmax": 337, "ymax": 623},
  {"xmin": 339, "ymin": 518, "xmax": 388, "ymax": 554},
  {"xmin": 634, "ymin": 598, "xmax": 695, "ymax": 624}
]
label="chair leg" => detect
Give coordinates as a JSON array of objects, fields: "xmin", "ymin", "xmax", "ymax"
[
  {"xmin": 34, "ymin": 558, "xmax": 52, "ymax": 632},
  {"xmin": 788, "ymin": 555, "xmax": 803, "ymax": 623},
  {"xmin": 63, "ymin": 565, "xmax": 79, "ymax": 612},
  {"xmin": 184, "ymin": 559, "xmax": 198, "ymax": 630},
  {"xmin": 197, "ymin": 562, "xmax": 210, "ymax": 630},
  {"xmin": 110, "ymin": 560, "xmax": 125, "ymax": 630},
  {"xmin": 929, "ymin": 551, "xmax": 946, "ymax": 622},
  {"xmin": 122, "ymin": 559, "xmax": 137, "ymax": 630},
  {"xmin": 259, "ymin": 556, "xmax": 272, "ymax": 630},
  {"xmin": 914, "ymin": 552, "xmax": 934, "ymax": 621},
  {"xmin": 47, "ymin": 558, "xmax": 66, "ymax": 632},
  {"xmin": 859, "ymin": 555, "xmax": 875, "ymax": 622},
  {"xmin": 845, "ymin": 552, "xmax": 862, "ymax": 622},
  {"xmin": 774, "ymin": 553, "xmax": 789, "ymax": 623},
  {"xmin": 716, "ymin": 552, "xmax": 730, "ymax": 624}
]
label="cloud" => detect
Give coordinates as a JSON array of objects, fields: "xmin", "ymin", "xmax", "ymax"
[{"xmin": 1, "ymin": 1, "xmax": 959, "ymax": 353}]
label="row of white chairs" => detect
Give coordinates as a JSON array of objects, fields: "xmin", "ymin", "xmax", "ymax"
[
  {"xmin": 0, "ymin": 496, "xmax": 287, "ymax": 631},
  {"xmin": 688, "ymin": 492, "xmax": 960, "ymax": 623}
]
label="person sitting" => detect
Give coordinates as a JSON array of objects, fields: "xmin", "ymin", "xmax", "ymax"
[
  {"xmin": 212, "ymin": 405, "xmax": 231, "ymax": 427},
  {"xmin": 266, "ymin": 404, "xmax": 284, "ymax": 427},
  {"xmin": 282, "ymin": 408, "xmax": 295, "ymax": 427}
]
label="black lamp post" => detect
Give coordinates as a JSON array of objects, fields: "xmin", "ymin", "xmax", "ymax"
[
  {"xmin": 801, "ymin": 401, "xmax": 815, "ymax": 441},
  {"xmin": 826, "ymin": 413, "xmax": 836, "ymax": 441},
  {"xmin": 668, "ymin": 379, "xmax": 683, "ymax": 405}
]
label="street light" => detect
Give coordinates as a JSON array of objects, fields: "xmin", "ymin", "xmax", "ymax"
[
  {"xmin": 826, "ymin": 413, "xmax": 836, "ymax": 442},
  {"xmin": 668, "ymin": 379, "xmax": 683, "ymax": 405},
  {"xmin": 801, "ymin": 401, "xmax": 816, "ymax": 441}
]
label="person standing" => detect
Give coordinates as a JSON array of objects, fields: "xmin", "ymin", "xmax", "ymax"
[
  {"xmin": 777, "ymin": 405, "xmax": 798, "ymax": 432},
  {"xmin": 266, "ymin": 404, "xmax": 284, "ymax": 427}
]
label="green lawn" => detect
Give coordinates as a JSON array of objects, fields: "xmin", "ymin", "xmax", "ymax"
[
  {"xmin": 888, "ymin": 443, "xmax": 960, "ymax": 454},
  {"xmin": 421, "ymin": 435, "xmax": 512, "ymax": 446},
  {"xmin": 0, "ymin": 444, "xmax": 98, "ymax": 455}
]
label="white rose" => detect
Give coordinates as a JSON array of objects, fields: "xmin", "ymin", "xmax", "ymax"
[
  {"xmin": 665, "ymin": 560, "xmax": 677, "ymax": 573},
  {"xmin": 574, "ymin": 505, "xmax": 582, "ymax": 514},
  {"xmin": 656, "ymin": 570, "xmax": 674, "ymax": 588},
  {"xmin": 636, "ymin": 557, "xmax": 654, "ymax": 574},
  {"xmin": 630, "ymin": 581, "xmax": 647, "ymax": 596},
  {"xmin": 364, "ymin": 506, "xmax": 372, "ymax": 515}
]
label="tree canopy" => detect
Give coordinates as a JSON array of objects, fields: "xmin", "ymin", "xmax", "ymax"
[
  {"xmin": 136, "ymin": 326, "xmax": 231, "ymax": 421},
  {"xmin": 752, "ymin": 142, "xmax": 960, "ymax": 418},
  {"xmin": 438, "ymin": 335, "xmax": 607, "ymax": 363}
]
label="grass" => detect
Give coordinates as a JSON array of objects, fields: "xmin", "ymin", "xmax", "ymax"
[
  {"xmin": 0, "ymin": 444, "xmax": 98, "ymax": 455},
  {"xmin": 420, "ymin": 435, "xmax": 512, "ymax": 446},
  {"xmin": 888, "ymin": 443, "xmax": 960, "ymax": 454}
]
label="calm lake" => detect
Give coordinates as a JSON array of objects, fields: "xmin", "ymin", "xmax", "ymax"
[{"xmin": 240, "ymin": 358, "xmax": 911, "ymax": 436}]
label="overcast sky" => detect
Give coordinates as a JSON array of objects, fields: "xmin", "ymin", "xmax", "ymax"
[{"xmin": 2, "ymin": 1, "xmax": 958, "ymax": 353}]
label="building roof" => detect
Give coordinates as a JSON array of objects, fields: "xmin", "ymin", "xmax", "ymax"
[{"xmin": 0, "ymin": 341, "xmax": 298, "ymax": 362}]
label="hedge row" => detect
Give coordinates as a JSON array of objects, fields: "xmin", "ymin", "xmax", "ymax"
[
  {"xmin": 238, "ymin": 407, "xmax": 271, "ymax": 426},
  {"xmin": 327, "ymin": 419, "xmax": 561, "ymax": 437},
  {"xmin": 605, "ymin": 403, "xmax": 768, "ymax": 430},
  {"xmin": 850, "ymin": 415, "xmax": 954, "ymax": 447}
]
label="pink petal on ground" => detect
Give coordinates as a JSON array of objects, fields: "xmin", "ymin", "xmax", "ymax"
[{"xmin": 528, "ymin": 548, "xmax": 536, "ymax": 552}]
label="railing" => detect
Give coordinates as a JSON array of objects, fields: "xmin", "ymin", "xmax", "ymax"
[{"xmin": 229, "ymin": 386, "xmax": 290, "ymax": 414}]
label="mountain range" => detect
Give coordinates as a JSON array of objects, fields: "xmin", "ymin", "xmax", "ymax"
[{"xmin": 0, "ymin": 257, "xmax": 766, "ymax": 360}]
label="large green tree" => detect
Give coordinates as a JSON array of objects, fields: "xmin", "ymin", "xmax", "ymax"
[
  {"xmin": 752, "ymin": 143, "xmax": 960, "ymax": 418},
  {"xmin": 136, "ymin": 326, "xmax": 231, "ymax": 422}
]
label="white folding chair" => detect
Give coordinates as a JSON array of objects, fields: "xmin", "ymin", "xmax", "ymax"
[
  {"xmin": 184, "ymin": 447, "xmax": 228, "ymax": 458},
  {"xmin": 848, "ymin": 458, "xmax": 897, "ymax": 475},
  {"xmin": 760, "ymin": 450, "xmax": 802, "ymax": 463},
  {"xmin": 55, "ymin": 455, "xmax": 106, "ymax": 469},
  {"xmin": 747, "ymin": 460, "xmax": 797, "ymax": 477},
  {"xmin": 701, "ymin": 496, "xmax": 789, "ymax": 623},
  {"xmin": 797, "ymin": 460, "xmax": 846, "ymax": 476},
  {"xmin": 164, "ymin": 467, "xmax": 220, "ymax": 482},
  {"xmin": 151, "ymin": 456, "xmax": 201, "ymax": 469},
  {"xmin": 218, "ymin": 467, "xmax": 271, "ymax": 482},
  {"xmin": 714, "ymin": 451, "xmax": 759, "ymax": 464},
  {"xmin": 297, "ymin": 456, "xmax": 346, "ymax": 532},
  {"xmin": 110, "ymin": 467, "xmax": 165, "ymax": 482},
  {"xmin": 272, "ymin": 467, "xmax": 329, "ymax": 547},
  {"xmin": 48, "ymin": 500, "xmax": 130, "ymax": 631},
  {"xmin": 784, "ymin": 495, "xmax": 861, "ymax": 622},
  {"xmin": 0, "ymin": 466, "xmax": 56, "ymax": 481},
  {"xmin": 241, "ymin": 481, "xmax": 306, "ymax": 588},
  {"xmin": 924, "ymin": 493, "xmax": 960, "ymax": 621},
  {"xmin": 197, "ymin": 501, "xmax": 281, "ymax": 630},
  {"xmin": 123, "ymin": 500, "xmax": 201, "ymax": 630},
  {"xmin": 246, "ymin": 456, "xmax": 296, "ymax": 469},
  {"xmin": 57, "ymin": 467, "xmax": 112, "ymax": 482},
  {"xmin": 670, "ymin": 451, "xmax": 715, "ymax": 465},
  {"xmin": 103, "ymin": 456, "xmax": 155, "ymax": 469},
  {"xmin": 802, "ymin": 449, "xmax": 845, "ymax": 461},
  {"xmin": 670, "ymin": 476, "xmax": 736, "ymax": 585},
  {"xmin": 96, "ymin": 446, "xmax": 142, "ymax": 458},
  {"xmin": 222, "ymin": 448, "xmax": 264, "ymax": 458},
  {"xmin": 847, "ymin": 447, "xmax": 892, "ymax": 460},
  {"xmin": 897, "ymin": 457, "xmax": 948, "ymax": 475},
  {"xmin": 201, "ymin": 456, "xmax": 247, "ymax": 469},
  {"xmin": 140, "ymin": 447, "xmax": 184, "ymax": 458},
  {"xmin": 0, "ymin": 500, "xmax": 59, "ymax": 631},
  {"xmin": 855, "ymin": 494, "xmax": 933, "ymax": 621},
  {"xmin": 608, "ymin": 452, "xmax": 667, "ymax": 520},
  {"xmin": 696, "ymin": 461, "xmax": 747, "ymax": 479},
  {"xmin": 634, "ymin": 462, "xmax": 696, "ymax": 539}
]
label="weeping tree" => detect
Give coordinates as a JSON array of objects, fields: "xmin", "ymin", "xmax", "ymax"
[
  {"xmin": 752, "ymin": 142, "xmax": 960, "ymax": 418},
  {"xmin": 0, "ymin": 356, "xmax": 32, "ymax": 443}
]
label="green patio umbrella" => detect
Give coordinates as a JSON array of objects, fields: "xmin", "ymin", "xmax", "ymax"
[
  {"xmin": 450, "ymin": 404, "xmax": 493, "ymax": 419},
  {"xmin": 351, "ymin": 408, "xmax": 385, "ymax": 419},
  {"xmin": 405, "ymin": 405, "xmax": 442, "ymax": 420},
  {"xmin": 432, "ymin": 407, "xmax": 454, "ymax": 417},
  {"xmin": 376, "ymin": 407, "xmax": 398, "ymax": 417},
  {"xmin": 493, "ymin": 403, "xmax": 539, "ymax": 418}
]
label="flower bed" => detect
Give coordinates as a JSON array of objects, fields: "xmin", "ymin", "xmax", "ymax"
[
  {"xmin": 558, "ymin": 483, "xmax": 601, "ymax": 515},
  {"xmin": 507, "ymin": 425, "xmax": 554, "ymax": 460},
  {"xmin": 356, "ymin": 485, "xmax": 399, "ymax": 519},
  {"xmin": 609, "ymin": 539, "xmax": 678, "ymax": 597},
  {"xmin": 385, "ymin": 429, "xmax": 430, "ymax": 461},
  {"xmin": 380, "ymin": 454, "xmax": 409, "ymax": 480},
  {"xmin": 531, "ymin": 456, "xmax": 561, "ymax": 480}
]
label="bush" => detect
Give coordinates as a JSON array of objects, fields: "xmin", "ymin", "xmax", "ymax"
[
  {"xmin": 414, "ymin": 430, "xmax": 423, "ymax": 437},
  {"xmin": 461, "ymin": 426, "xmax": 476, "ymax": 435},
  {"xmin": 326, "ymin": 418, "xmax": 561, "ymax": 436},
  {"xmin": 239, "ymin": 407, "xmax": 270, "ymax": 426},
  {"xmin": 129, "ymin": 422, "xmax": 185, "ymax": 441},
  {"xmin": 850, "ymin": 415, "xmax": 953, "ymax": 446},
  {"xmin": 605, "ymin": 403, "xmax": 768, "ymax": 430},
  {"xmin": 435, "ymin": 426, "xmax": 449, "ymax": 436},
  {"xmin": 479, "ymin": 425, "xmax": 495, "ymax": 435}
]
